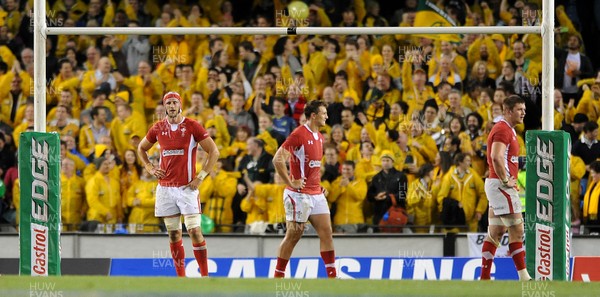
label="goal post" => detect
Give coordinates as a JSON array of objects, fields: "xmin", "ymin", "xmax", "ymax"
[{"xmin": 29, "ymin": 0, "xmax": 564, "ymax": 280}]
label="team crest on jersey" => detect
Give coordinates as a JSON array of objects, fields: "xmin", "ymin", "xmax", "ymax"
[{"xmin": 181, "ymin": 127, "xmax": 186, "ymax": 137}]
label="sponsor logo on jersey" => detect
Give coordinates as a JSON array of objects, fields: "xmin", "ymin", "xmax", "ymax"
[
  {"xmin": 308, "ymin": 160, "xmax": 321, "ymax": 168},
  {"xmin": 163, "ymin": 149, "xmax": 184, "ymax": 157}
]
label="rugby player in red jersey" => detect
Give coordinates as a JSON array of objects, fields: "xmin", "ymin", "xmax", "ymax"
[
  {"xmin": 272, "ymin": 100, "xmax": 337, "ymax": 278},
  {"xmin": 138, "ymin": 92, "xmax": 219, "ymax": 277},
  {"xmin": 480, "ymin": 95, "xmax": 531, "ymax": 281}
]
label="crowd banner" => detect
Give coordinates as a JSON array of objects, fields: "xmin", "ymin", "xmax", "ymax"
[{"xmin": 19, "ymin": 132, "xmax": 61, "ymax": 276}]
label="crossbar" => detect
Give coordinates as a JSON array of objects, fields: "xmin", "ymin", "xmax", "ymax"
[{"xmin": 46, "ymin": 25, "xmax": 541, "ymax": 36}]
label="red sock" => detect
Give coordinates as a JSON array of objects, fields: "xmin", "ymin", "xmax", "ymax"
[
  {"xmin": 274, "ymin": 257, "xmax": 288, "ymax": 278},
  {"xmin": 480, "ymin": 241, "xmax": 497, "ymax": 280},
  {"xmin": 192, "ymin": 241, "xmax": 209, "ymax": 277},
  {"xmin": 320, "ymin": 250, "xmax": 337, "ymax": 278},
  {"xmin": 169, "ymin": 240, "xmax": 186, "ymax": 277},
  {"xmin": 509, "ymin": 242, "xmax": 527, "ymax": 271}
]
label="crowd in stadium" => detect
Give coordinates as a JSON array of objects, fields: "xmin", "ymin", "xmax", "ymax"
[{"xmin": 0, "ymin": 0, "xmax": 599, "ymax": 235}]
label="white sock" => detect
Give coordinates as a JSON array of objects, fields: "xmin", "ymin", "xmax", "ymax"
[{"xmin": 518, "ymin": 269, "xmax": 531, "ymax": 281}]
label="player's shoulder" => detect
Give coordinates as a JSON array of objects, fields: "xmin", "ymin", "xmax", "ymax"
[
  {"xmin": 186, "ymin": 117, "xmax": 209, "ymax": 132},
  {"xmin": 490, "ymin": 121, "xmax": 508, "ymax": 133},
  {"xmin": 488, "ymin": 122, "xmax": 514, "ymax": 142},
  {"xmin": 183, "ymin": 117, "xmax": 201, "ymax": 127},
  {"xmin": 290, "ymin": 125, "xmax": 308, "ymax": 137},
  {"xmin": 148, "ymin": 119, "xmax": 165, "ymax": 132}
]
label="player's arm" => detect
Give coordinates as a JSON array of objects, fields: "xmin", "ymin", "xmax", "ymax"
[
  {"xmin": 197, "ymin": 137, "xmax": 220, "ymax": 181},
  {"xmin": 490, "ymin": 141, "xmax": 515, "ymax": 187},
  {"xmin": 138, "ymin": 136, "xmax": 154, "ymax": 171},
  {"xmin": 273, "ymin": 146, "xmax": 305, "ymax": 190},
  {"xmin": 273, "ymin": 146, "xmax": 293, "ymax": 187}
]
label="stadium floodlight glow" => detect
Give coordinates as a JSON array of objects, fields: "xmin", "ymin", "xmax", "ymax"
[
  {"xmin": 35, "ymin": 0, "xmax": 552, "ymax": 131},
  {"xmin": 45, "ymin": 25, "xmax": 541, "ymax": 36}
]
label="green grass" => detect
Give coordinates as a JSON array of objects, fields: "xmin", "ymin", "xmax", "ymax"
[{"xmin": 2, "ymin": 276, "xmax": 599, "ymax": 297}]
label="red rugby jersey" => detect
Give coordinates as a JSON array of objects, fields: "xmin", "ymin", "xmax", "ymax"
[{"xmin": 146, "ymin": 118, "xmax": 209, "ymax": 187}]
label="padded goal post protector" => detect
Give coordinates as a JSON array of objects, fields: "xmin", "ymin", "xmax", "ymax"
[
  {"xmin": 19, "ymin": 132, "xmax": 61, "ymax": 276},
  {"xmin": 525, "ymin": 130, "xmax": 571, "ymax": 281}
]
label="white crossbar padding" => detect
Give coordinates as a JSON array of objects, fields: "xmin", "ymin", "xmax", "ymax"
[{"xmin": 45, "ymin": 25, "xmax": 541, "ymax": 36}]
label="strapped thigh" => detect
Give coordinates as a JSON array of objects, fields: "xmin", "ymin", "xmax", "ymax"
[
  {"xmin": 184, "ymin": 214, "xmax": 201, "ymax": 230},
  {"xmin": 488, "ymin": 218, "xmax": 504, "ymax": 226},
  {"xmin": 164, "ymin": 216, "xmax": 182, "ymax": 231},
  {"xmin": 500, "ymin": 217, "xmax": 523, "ymax": 227},
  {"xmin": 487, "ymin": 218, "xmax": 505, "ymax": 246}
]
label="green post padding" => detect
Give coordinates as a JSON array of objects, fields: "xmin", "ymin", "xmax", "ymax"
[
  {"xmin": 19, "ymin": 132, "xmax": 61, "ymax": 276},
  {"xmin": 525, "ymin": 130, "xmax": 571, "ymax": 280}
]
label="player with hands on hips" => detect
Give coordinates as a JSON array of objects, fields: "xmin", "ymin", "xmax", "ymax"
[{"xmin": 138, "ymin": 91, "xmax": 220, "ymax": 277}]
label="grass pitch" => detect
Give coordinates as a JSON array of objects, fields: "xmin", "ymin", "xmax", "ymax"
[{"xmin": 2, "ymin": 276, "xmax": 599, "ymax": 297}]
